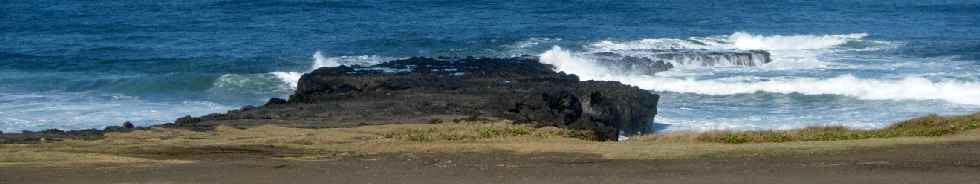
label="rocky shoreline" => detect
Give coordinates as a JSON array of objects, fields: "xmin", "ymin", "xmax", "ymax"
[
  {"xmin": 169, "ymin": 56, "xmax": 660, "ymax": 140},
  {"xmin": 2, "ymin": 56, "xmax": 661, "ymax": 142},
  {"xmin": 0, "ymin": 122, "xmax": 141, "ymax": 144}
]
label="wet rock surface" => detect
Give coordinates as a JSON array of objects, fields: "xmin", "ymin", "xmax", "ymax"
[
  {"xmin": 169, "ymin": 57, "xmax": 660, "ymax": 140},
  {"xmin": 590, "ymin": 49, "xmax": 771, "ymax": 75}
]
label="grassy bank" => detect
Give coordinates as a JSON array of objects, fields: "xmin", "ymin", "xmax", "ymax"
[
  {"xmin": 697, "ymin": 113, "xmax": 980, "ymax": 144},
  {"xmin": 2, "ymin": 113, "xmax": 980, "ymax": 167}
]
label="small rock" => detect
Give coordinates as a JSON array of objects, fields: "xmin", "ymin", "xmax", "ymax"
[
  {"xmin": 123, "ymin": 121, "xmax": 135, "ymax": 129},
  {"xmin": 266, "ymin": 98, "xmax": 288, "ymax": 105},
  {"xmin": 175, "ymin": 115, "xmax": 201, "ymax": 125},
  {"xmin": 40, "ymin": 129, "xmax": 65, "ymax": 134},
  {"xmin": 104, "ymin": 126, "xmax": 125, "ymax": 132}
]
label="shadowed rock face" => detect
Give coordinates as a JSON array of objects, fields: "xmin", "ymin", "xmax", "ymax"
[
  {"xmin": 591, "ymin": 49, "xmax": 771, "ymax": 75},
  {"xmin": 172, "ymin": 57, "xmax": 660, "ymax": 140}
]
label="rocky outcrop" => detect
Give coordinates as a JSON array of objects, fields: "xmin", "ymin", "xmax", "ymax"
[
  {"xmin": 0, "ymin": 122, "xmax": 141, "ymax": 144},
  {"xmin": 589, "ymin": 49, "xmax": 771, "ymax": 75},
  {"xmin": 169, "ymin": 57, "xmax": 660, "ymax": 140}
]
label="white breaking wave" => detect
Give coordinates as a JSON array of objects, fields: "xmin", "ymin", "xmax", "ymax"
[
  {"xmin": 589, "ymin": 32, "xmax": 868, "ymax": 51},
  {"xmin": 212, "ymin": 73, "xmax": 294, "ymax": 94},
  {"xmin": 504, "ymin": 37, "xmax": 563, "ymax": 56},
  {"xmin": 312, "ymin": 50, "xmax": 339, "ymax": 69},
  {"xmin": 273, "ymin": 51, "xmax": 341, "ymax": 90},
  {"xmin": 269, "ymin": 72, "xmax": 304, "ymax": 89},
  {"xmin": 539, "ymin": 46, "xmax": 616, "ymax": 78},
  {"xmin": 212, "ymin": 51, "xmax": 391, "ymax": 92},
  {"xmin": 627, "ymin": 75, "xmax": 980, "ymax": 105},
  {"xmin": 589, "ymin": 38, "xmax": 713, "ymax": 51},
  {"xmin": 585, "ymin": 32, "xmax": 876, "ymax": 69},
  {"xmin": 0, "ymin": 92, "xmax": 232, "ymax": 133},
  {"xmin": 311, "ymin": 51, "xmax": 390, "ymax": 69},
  {"xmin": 271, "ymin": 51, "xmax": 390, "ymax": 90},
  {"xmin": 539, "ymin": 46, "xmax": 980, "ymax": 106},
  {"xmin": 727, "ymin": 32, "xmax": 867, "ymax": 50}
]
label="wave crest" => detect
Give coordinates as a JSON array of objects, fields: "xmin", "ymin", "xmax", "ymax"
[
  {"xmin": 584, "ymin": 32, "xmax": 879, "ymax": 69},
  {"xmin": 540, "ymin": 45, "xmax": 980, "ymax": 106},
  {"xmin": 211, "ymin": 73, "xmax": 294, "ymax": 94},
  {"xmin": 627, "ymin": 75, "xmax": 980, "ymax": 105},
  {"xmin": 269, "ymin": 51, "xmax": 392, "ymax": 90},
  {"xmin": 728, "ymin": 32, "xmax": 868, "ymax": 50},
  {"xmin": 589, "ymin": 32, "xmax": 869, "ymax": 51}
]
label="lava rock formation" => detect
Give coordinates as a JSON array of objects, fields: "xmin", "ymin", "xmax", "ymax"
[{"xmin": 172, "ymin": 57, "xmax": 660, "ymax": 141}]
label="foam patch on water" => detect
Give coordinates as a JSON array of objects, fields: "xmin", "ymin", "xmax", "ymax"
[
  {"xmin": 539, "ymin": 46, "xmax": 616, "ymax": 78},
  {"xmin": 211, "ymin": 73, "xmax": 295, "ymax": 94},
  {"xmin": 589, "ymin": 32, "xmax": 869, "ymax": 51},
  {"xmin": 540, "ymin": 46, "xmax": 980, "ymax": 106},
  {"xmin": 0, "ymin": 92, "xmax": 233, "ymax": 133},
  {"xmin": 631, "ymin": 75, "xmax": 980, "ymax": 105},
  {"xmin": 585, "ymin": 32, "xmax": 883, "ymax": 69},
  {"xmin": 504, "ymin": 37, "xmax": 563, "ymax": 56},
  {"xmin": 269, "ymin": 72, "xmax": 304, "ymax": 89},
  {"xmin": 727, "ymin": 32, "xmax": 868, "ymax": 50},
  {"xmin": 268, "ymin": 51, "xmax": 391, "ymax": 90},
  {"xmin": 654, "ymin": 115, "xmax": 888, "ymax": 132}
]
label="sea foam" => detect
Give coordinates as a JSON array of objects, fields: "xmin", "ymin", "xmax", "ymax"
[
  {"xmin": 585, "ymin": 32, "xmax": 877, "ymax": 69},
  {"xmin": 272, "ymin": 51, "xmax": 390, "ymax": 90},
  {"xmin": 539, "ymin": 45, "xmax": 980, "ymax": 106},
  {"xmin": 628, "ymin": 75, "xmax": 980, "ymax": 106},
  {"xmin": 212, "ymin": 51, "xmax": 392, "ymax": 92},
  {"xmin": 589, "ymin": 32, "xmax": 868, "ymax": 51}
]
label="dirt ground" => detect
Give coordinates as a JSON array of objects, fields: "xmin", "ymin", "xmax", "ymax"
[{"xmin": 2, "ymin": 141, "xmax": 979, "ymax": 184}]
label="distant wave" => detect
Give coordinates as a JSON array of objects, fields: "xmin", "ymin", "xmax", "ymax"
[
  {"xmin": 586, "ymin": 32, "xmax": 884, "ymax": 69},
  {"xmin": 589, "ymin": 32, "xmax": 869, "ymax": 51},
  {"xmin": 628, "ymin": 75, "xmax": 980, "ymax": 106},
  {"xmin": 210, "ymin": 73, "xmax": 294, "ymax": 95},
  {"xmin": 0, "ymin": 92, "xmax": 232, "ymax": 133},
  {"xmin": 540, "ymin": 45, "xmax": 980, "ymax": 106},
  {"xmin": 727, "ymin": 32, "xmax": 868, "ymax": 50}
]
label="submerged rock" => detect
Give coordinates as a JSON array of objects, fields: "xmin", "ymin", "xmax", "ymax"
[{"xmin": 172, "ymin": 57, "xmax": 660, "ymax": 140}]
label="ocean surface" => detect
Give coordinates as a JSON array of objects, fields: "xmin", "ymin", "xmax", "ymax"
[{"xmin": 2, "ymin": 0, "xmax": 979, "ymax": 133}]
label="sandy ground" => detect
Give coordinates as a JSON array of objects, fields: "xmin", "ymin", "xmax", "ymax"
[{"xmin": 2, "ymin": 141, "xmax": 979, "ymax": 184}]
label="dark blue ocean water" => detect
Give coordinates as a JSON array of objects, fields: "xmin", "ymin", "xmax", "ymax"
[{"xmin": 2, "ymin": 0, "xmax": 979, "ymax": 132}]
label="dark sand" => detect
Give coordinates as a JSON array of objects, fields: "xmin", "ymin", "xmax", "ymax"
[{"xmin": 3, "ymin": 141, "xmax": 979, "ymax": 184}]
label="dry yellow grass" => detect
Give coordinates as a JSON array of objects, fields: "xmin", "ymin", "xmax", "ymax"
[
  {"xmin": 0, "ymin": 150, "xmax": 192, "ymax": 167},
  {"xmin": 4, "ymin": 119, "xmax": 980, "ymax": 168}
]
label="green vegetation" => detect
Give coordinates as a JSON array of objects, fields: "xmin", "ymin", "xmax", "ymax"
[{"xmin": 698, "ymin": 113, "xmax": 980, "ymax": 144}]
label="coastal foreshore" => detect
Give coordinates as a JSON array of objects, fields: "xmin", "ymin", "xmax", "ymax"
[
  {"xmin": 2, "ymin": 122, "xmax": 979, "ymax": 184},
  {"xmin": 3, "ymin": 57, "xmax": 979, "ymax": 183}
]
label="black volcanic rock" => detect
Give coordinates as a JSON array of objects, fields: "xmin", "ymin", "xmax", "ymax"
[
  {"xmin": 123, "ymin": 121, "xmax": 135, "ymax": 129},
  {"xmin": 589, "ymin": 49, "xmax": 772, "ymax": 75},
  {"xmin": 0, "ymin": 128, "xmax": 106, "ymax": 144},
  {"xmin": 172, "ymin": 57, "xmax": 660, "ymax": 140}
]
